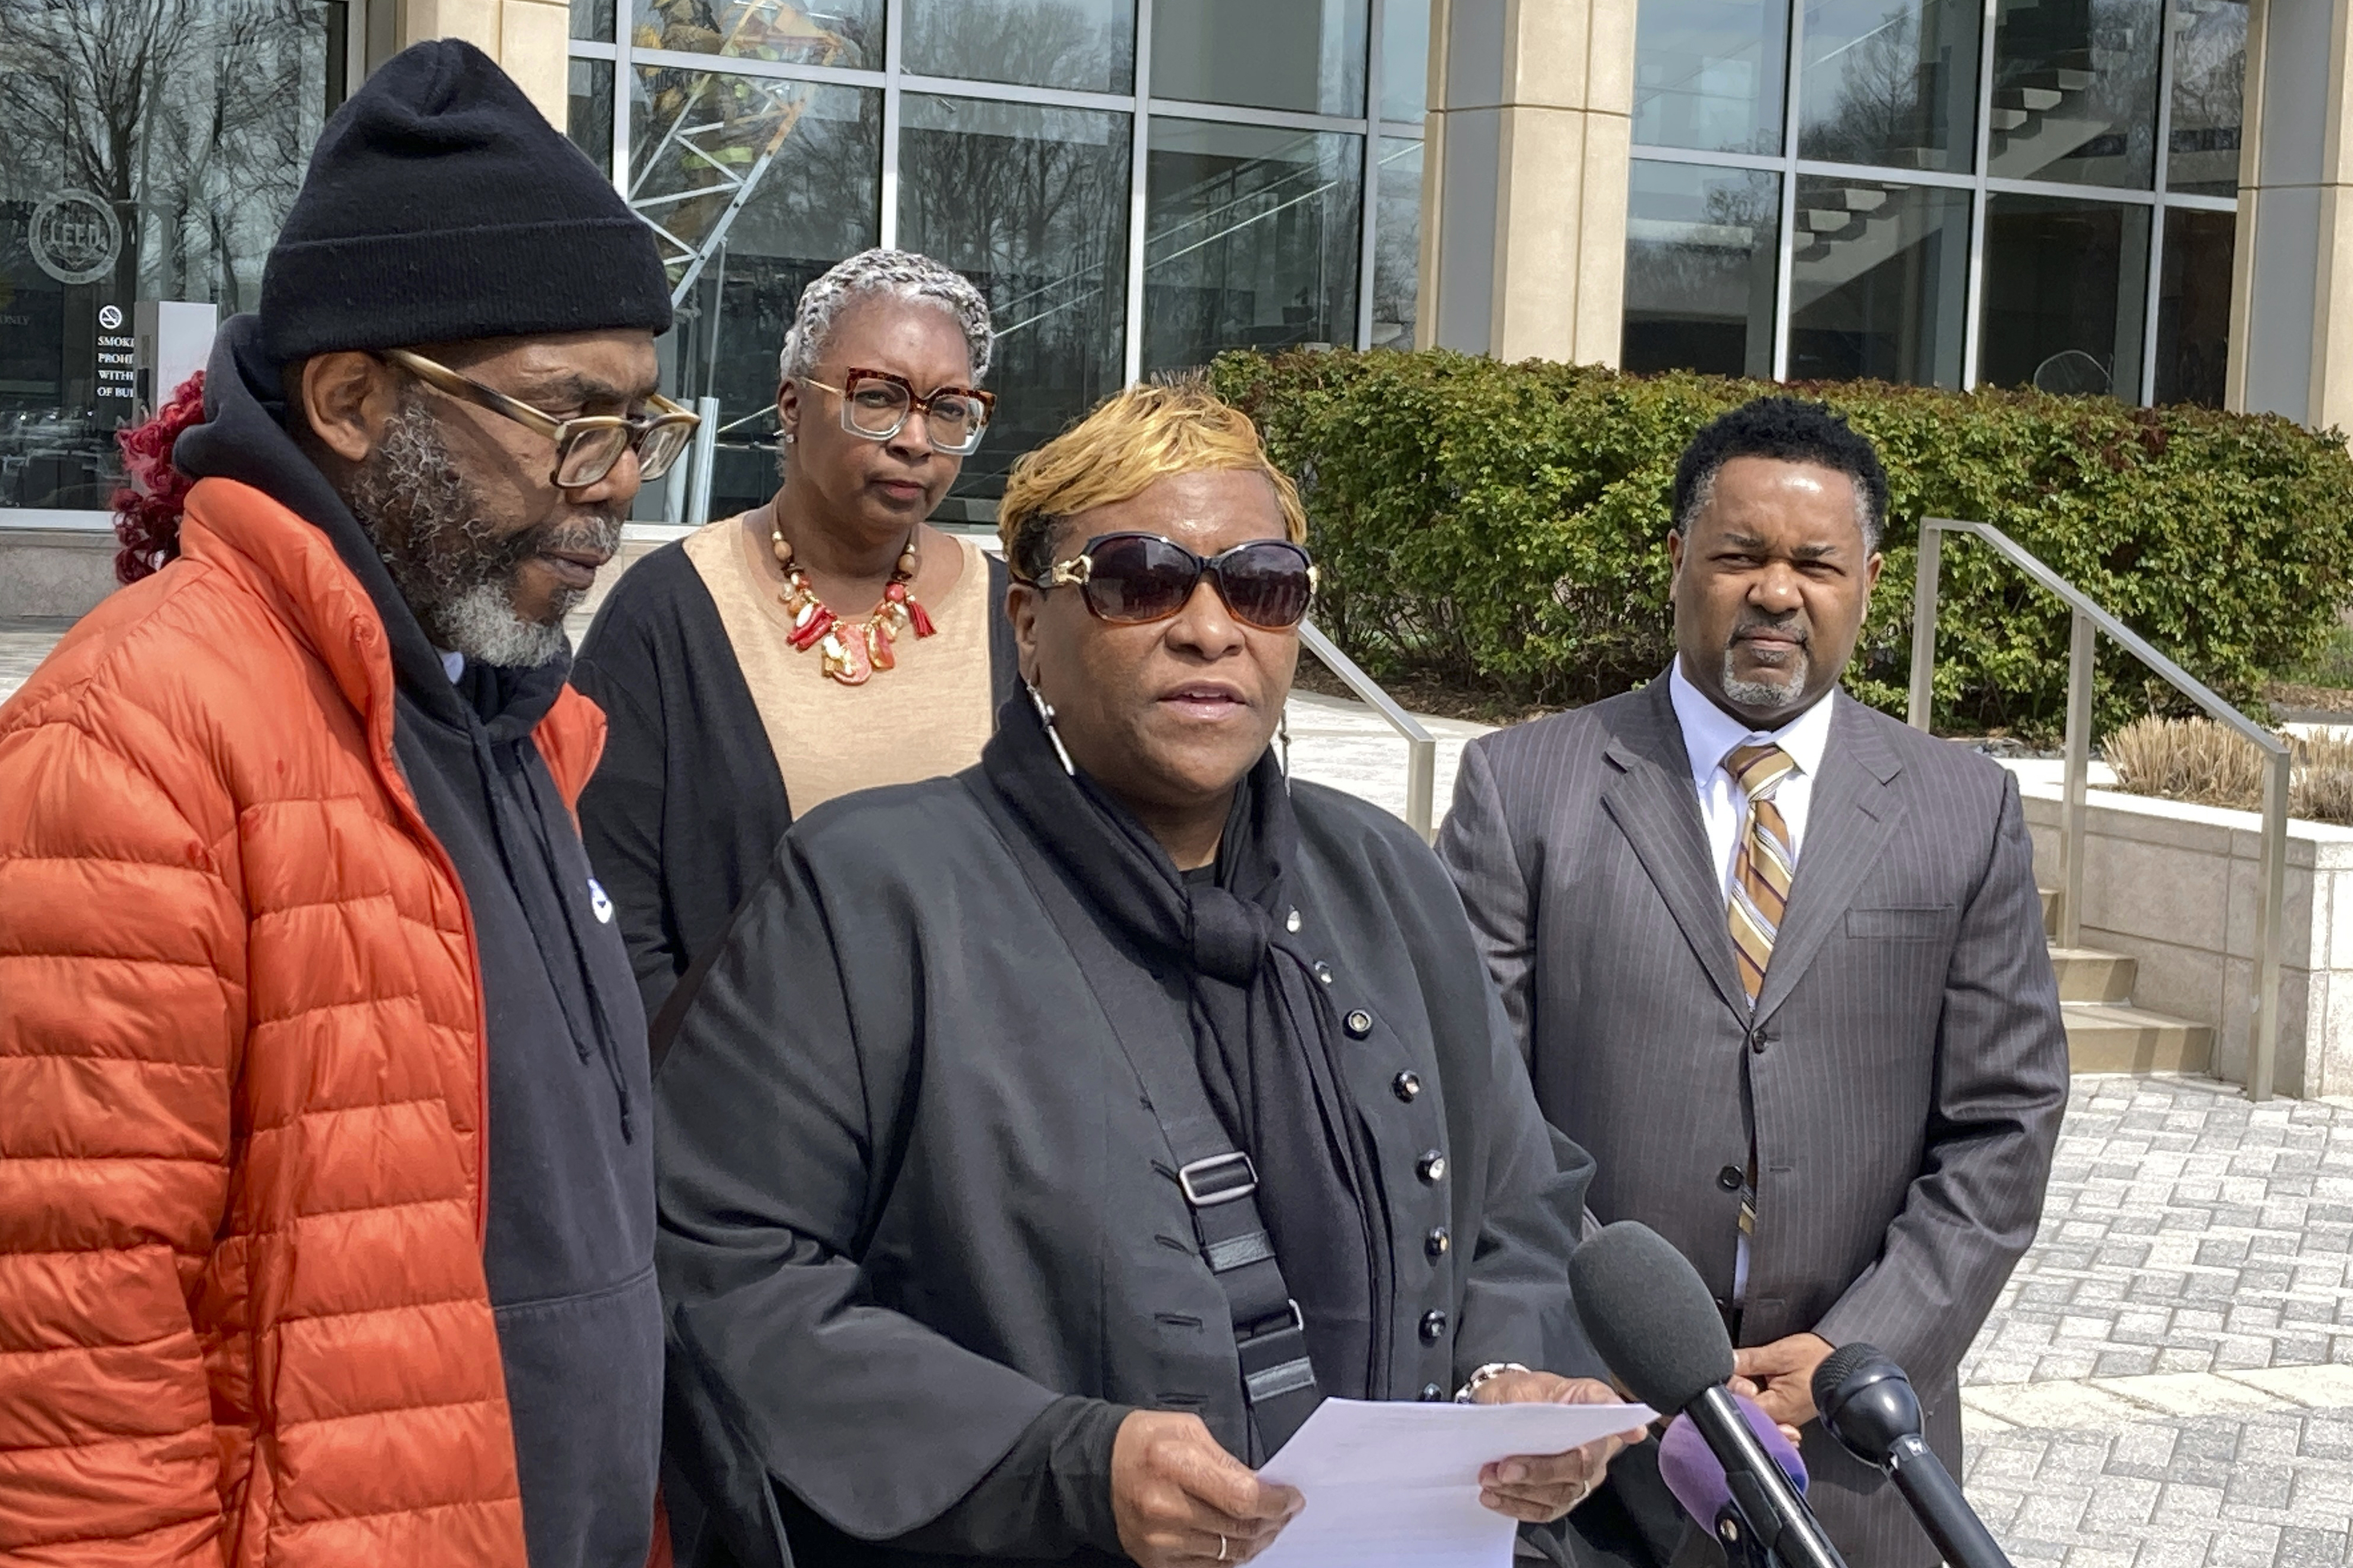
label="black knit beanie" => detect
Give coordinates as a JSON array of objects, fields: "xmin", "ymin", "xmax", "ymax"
[{"xmin": 260, "ymin": 39, "xmax": 671, "ymax": 364}]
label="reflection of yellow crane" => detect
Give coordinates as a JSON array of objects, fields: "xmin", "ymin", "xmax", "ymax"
[{"xmin": 629, "ymin": 1, "xmax": 843, "ymax": 303}]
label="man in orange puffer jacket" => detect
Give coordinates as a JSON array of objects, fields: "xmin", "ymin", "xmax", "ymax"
[{"xmin": 0, "ymin": 42, "xmax": 684, "ymax": 1568}]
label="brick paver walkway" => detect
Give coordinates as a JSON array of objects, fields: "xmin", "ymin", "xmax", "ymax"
[{"xmin": 1961, "ymin": 1075, "xmax": 2353, "ymax": 1567}]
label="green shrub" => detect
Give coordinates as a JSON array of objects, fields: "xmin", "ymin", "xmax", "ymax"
[{"xmin": 1210, "ymin": 349, "xmax": 2353, "ymax": 734}]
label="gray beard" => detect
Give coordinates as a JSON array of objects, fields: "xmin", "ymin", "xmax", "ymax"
[
  {"xmin": 344, "ymin": 397, "xmax": 620, "ymax": 668},
  {"xmin": 1720, "ymin": 645, "xmax": 1810, "ymax": 712}
]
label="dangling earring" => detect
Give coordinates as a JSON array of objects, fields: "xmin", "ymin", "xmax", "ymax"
[
  {"xmin": 1028, "ymin": 682, "xmax": 1076, "ymax": 776},
  {"xmin": 1277, "ymin": 706, "xmax": 1292, "ymax": 787}
]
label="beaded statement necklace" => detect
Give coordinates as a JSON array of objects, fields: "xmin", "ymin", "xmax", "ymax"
[{"xmin": 770, "ymin": 521, "xmax": 937, "ymax": 687}]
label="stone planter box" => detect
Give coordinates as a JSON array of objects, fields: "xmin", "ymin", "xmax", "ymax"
[{"xmin": 2002, "ymin": 761, "xmax": 2353, "ymax": 1097}]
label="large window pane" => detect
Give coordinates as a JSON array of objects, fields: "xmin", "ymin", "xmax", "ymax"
[
  {"xmin": 1149, "ymin": 0, "xmax": 1368, "ymax": 117},
  {"xmin": 1382, "ymin": 0, "xmax": 1433, "ymax": 121},
  {"xmin": 1797, "ymin": 0, "xmax": 1980, "ymax": 172},
  {"xmin": 2167, "ymin": 0, "xmax": 2248, "ymax": 196},
  {"xmin": 568, "ymin": 58, "xmax": 614, "ymax": 180},
  {"xmin": 905, "ymin": 0, "xmax": 1135, "ymax": 94},
  {"xmin": 899, "ymin": 96, "xmax": 1130, "ymax": 508},
  {"xmin": 1621, "ymin": 161, "xmax": 1780, "ymax": 377},
  {"xmin": 631, "ymin": 0, "xmax": 882, "ymax": 73},
  {"xmin": 1979, "ymin": 193, "xmax": 2151, "ymax": 396},
  {"xmin": 1143, "ymin": 120, "xmax": 1364, "ymax": 370},
  {"xmin": 0, "ymin": 0, "xmax": 343, "ymax": 512},
  {"xmin": 1788, "ymin": 178, "xmax": 1970, "ymax": 385},
  {"xmin": 1987, "ymin": 0, "xmax": 2160, "ymax": 189},
  {"xmin": 1371, "ymin": 137, "xmax": 1423, "ymax": 349},
  {"xmin": 2153, "ymin": 206, "xmax": 2233, "ymax": 405},
  {"xmin": 635, "ymin": 72, "xmax": 881, "ymax": 519},
  {"xmin": 1632, "ymin": 0, "xmax": 1788, "ymax": 154}
]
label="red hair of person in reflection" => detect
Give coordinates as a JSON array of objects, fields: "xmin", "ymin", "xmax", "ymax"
[{"xmin": 111, "ymin": 372, "xmax": 207, "ymax": 586}]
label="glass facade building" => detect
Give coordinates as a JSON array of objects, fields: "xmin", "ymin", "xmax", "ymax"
[
  {"xmin": 0, "ymin": 1, "xmax": 359, "ymax": 514},
  {"xmin": 565, "ymin": 0, "xmax": 1430, "ymax": 520},
  {"xmin": 1623, "ymin": 0, "xmax": 2246, "ymax": 403}
]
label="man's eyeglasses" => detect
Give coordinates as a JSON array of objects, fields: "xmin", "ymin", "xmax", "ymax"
[
  {"xmin": 1027, "ymin": 533, "xmax": 1317, "ymax": 631},
  {"xmin": 382, "ymin": 348, "xmax": 699, "ymax": 489},
  {"xmin": 799, "ymin": 368, "xmax": 995, "ymax": 456}
]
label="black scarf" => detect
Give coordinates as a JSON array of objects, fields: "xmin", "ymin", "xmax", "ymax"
[{"xmin": 980, "ymin": 694, "xmax": 1390, "ymax": 1402}]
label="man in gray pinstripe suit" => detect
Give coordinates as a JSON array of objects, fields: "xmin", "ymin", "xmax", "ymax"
[{"xmin": 1438, "ymin": 399, "xmax": 2068, "ymax": 1568}]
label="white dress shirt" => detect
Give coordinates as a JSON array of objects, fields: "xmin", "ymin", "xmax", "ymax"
[
  {"xmin": 1667, "ymin": 663, "xmax": 1836, "ymax": 1300},
  {"xmin": 1667, "ymin": 661, "xmax": 1837, "ymax": 902}
]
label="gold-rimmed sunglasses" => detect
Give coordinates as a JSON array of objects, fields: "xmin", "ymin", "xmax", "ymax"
[
  {"xmin": 798, "ymin": 367, "xmax": 995, "ymax": 455},
  {"xmin": 382, "ymin": 348, "xmax": 700, "ymax": 489}
]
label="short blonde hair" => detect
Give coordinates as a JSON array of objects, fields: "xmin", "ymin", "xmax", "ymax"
[{"xmin": 998, "ymin": 383, "xmax": 1308, "ymax": 584}]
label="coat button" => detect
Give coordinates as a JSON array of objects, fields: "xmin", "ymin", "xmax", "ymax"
[
  {"xmin": 1345, "ymin": 1009, "xmax": 1374, "ymax": 1038},
  {"xmin": 1420, "ymin": 1309, "xmax": 1449, "ymax": 1342},
  {"xmin": 1313, "ymin": 961, "xmax": 1335, "ymax": 984},
  {"xmin": 1717, "ymin": 1165, "xmax": 1744, "ymax": 1191},
  {"xmin": 1749, "ymin": 1028, "xmax": 1770, "ymax": 1055},
  {"xmin": 1417, "ymin": 1150, "xmax": 1446, "ymax": 1184},
  {"xmin": 1392, "ymin": 1069, "xmax": 1422, "ymax": 1102},
  {"xmin": 1426, "ymin": 1226, "xmax": 1451, "ymax": 1259},
  {"xmin": 1286, "ymin": 907, "xmax": 1302, "ymax": 933},
  {"xmin": 1420, "ymin": 1382, "xmax": 1445, "ymax": 1401}
]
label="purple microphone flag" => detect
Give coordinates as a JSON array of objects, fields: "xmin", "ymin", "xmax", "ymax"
[{"xmin": 1657, "ymin": 1393, "xmax": 1810, "ymax": 1530}]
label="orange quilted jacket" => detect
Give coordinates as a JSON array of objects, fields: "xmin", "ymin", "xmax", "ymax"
[{"xmin": 0, "ymin": 477, "xmax": 608, "ymax": 1565}]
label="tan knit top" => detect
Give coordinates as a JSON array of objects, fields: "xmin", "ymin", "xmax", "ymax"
[{"xmin": 683, "ymin": 511, "xmax": 996, "ymax": 816}]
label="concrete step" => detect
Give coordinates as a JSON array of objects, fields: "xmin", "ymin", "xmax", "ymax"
[
  {"xmin": 2061, "ymin": 1003, "xmax": 2214, "ymax": 1074},
  {"xmin": 1995, "ymin": 85, "xmax": 2065, "ymax": 111},
  {"xmin": 2049, "ymin": 946, "xmax": 2136, "ymax": 1003}
]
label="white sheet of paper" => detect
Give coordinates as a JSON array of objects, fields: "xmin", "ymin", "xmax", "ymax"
[{"xmin": 1250, "ymin": 1397, "xmax": 1656, "ymax": 1568}]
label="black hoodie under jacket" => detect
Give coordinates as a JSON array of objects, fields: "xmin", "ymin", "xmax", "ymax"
[{"xmin": 176, "ymin": 315, "xmax": 661, "ymax": 1568}]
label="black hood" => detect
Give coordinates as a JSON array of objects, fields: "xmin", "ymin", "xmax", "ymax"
[{"xmin": 173, "ymin": 313, "xmax": 566, "ymax": 737}]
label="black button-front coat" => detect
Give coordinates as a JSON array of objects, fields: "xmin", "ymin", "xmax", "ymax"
[{"xmin": 653, "ymin": 769, "xmax": 1608, "ymax": 1568}]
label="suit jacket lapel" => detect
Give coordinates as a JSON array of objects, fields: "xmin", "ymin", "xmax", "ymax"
[
  {"xmin": 1600, "ymin": 678, "xmax": 1749, "ymax": 1019},
  {"xmin": 1751, "ymin": 694, "xmax": 1906, "ymax": 1026}
]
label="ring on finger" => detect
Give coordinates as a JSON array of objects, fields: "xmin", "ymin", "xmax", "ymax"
[{"xmin": 1217, "ymin": 1534, "xmax": 1229, "ymax": 1562}]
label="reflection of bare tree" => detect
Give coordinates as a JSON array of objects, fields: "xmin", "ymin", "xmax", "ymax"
[
  {"xmin": 1370, "ymin": 142, "xmax": 1418, "ymax": 346},
  {"xmin": 1806, "ymin": 6, "xmax": 1932, "ymax": 164},
  {"xmin": 0, "ymin": 0, "xmax": 324, "ymax": 310},
  {"xmin": 2167, "ymin": 0, "xmax": 2246, "ymax": 190},
  {"xmin": 905, "ymin": 0, "xmax": 1119, "ymax": 92},
  {"xmin": 1624, "ymin": 171, "xmax": 1777, "ymax": 357},
  {"xmin": 898, "ymin": 97, "xmax": 1127, "ymax": 490}
]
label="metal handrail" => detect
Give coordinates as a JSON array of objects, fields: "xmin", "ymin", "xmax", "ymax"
[
  {"xmin": 1298, "ymin": 619, "xmax": 1438, "ymax": 840},
  {"xmin": 1907, "ymin": 518, "xmax": 2291, "ymax": 1101}
]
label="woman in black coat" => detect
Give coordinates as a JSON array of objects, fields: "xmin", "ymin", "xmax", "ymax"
[{"xmin": 653, "ymin": 385, "xmax": 1637, "ymax": 1568}]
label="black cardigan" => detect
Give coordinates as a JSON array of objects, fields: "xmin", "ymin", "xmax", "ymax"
[{"xmin": 571, "ymin": 537, "xmax": 1018, "ymax": 1028}]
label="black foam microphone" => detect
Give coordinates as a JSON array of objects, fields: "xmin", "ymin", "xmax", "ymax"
[
  {"xmin": 1811, "ymin": 1344, "xmax": 2012, "ymax": 1568},
  {"xmin": 1569, "ymin": 1222, "xmax": 1848, "ymax": 1568}
]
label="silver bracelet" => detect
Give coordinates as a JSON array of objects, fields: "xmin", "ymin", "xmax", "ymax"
[{"xmin": 1454, "ymin": 1361, "xmax": 1532, "ymax": 1403}]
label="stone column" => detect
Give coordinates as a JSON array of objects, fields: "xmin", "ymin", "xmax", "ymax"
[
  {"xmin": 1415, "ymin": 0, "xmax": 1638, "ymax": 364},
  {"xmin": 396, "ymin": 0, "xmax": 573, "ymax": 127}
]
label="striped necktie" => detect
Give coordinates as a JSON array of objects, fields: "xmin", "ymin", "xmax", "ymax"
[
  {"xmin": 1724, "ymin": 742, "xmax": 1795, "ymax": 1262},
  {"xmin": 1722, "ymin": 747, "xmax": 1788, "ymax": 1260},
  {"xmin": 1725, "ymin": 742, "xmax": 1798, "ymax": 1005}
]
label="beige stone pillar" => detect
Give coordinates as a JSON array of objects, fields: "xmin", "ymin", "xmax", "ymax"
[
  {"xmin": 1416, "ymin": 0, "xmax": 1637, "ymax": 364},
  {"xmin": 2226, "ymin": 0, "xmax": 2353, "ymax": 433},
  {"xmin": 395, "ymin": 0, "xmax": 573, "ymax": 127}
]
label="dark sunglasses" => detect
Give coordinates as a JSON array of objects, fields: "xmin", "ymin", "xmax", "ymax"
[{"xmin": 1032, "ymin": 532, "xmax": 1317, "ymax": 630}]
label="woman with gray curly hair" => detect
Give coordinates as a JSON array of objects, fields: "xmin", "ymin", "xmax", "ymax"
[{"xmin": 574, "ymin": 248, "xmax": 1020, "ymax": 1025}]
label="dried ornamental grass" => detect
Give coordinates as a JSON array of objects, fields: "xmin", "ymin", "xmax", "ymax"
[{"xmin": 2103, "ymin": 715, "xmax": 2353, "ymax": 824}]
